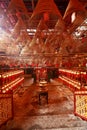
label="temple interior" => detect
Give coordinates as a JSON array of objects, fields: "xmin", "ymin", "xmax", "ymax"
[{"xmin": 0, "ymin": 0, "xmax": 87, "ymax": 130}]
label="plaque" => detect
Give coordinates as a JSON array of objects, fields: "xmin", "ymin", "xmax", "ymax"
[{"xmin": 0, "ymin": 93, "xmax": 13, "ymax": 126}]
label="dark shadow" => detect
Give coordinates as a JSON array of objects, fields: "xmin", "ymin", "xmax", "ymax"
[
  {"xmin": 29, "ymin": 124, "xmax": 42, "ymax": 130},
  {"xmin": 9, "ymin": 128, "xmax": 23, "ymax": 130}
]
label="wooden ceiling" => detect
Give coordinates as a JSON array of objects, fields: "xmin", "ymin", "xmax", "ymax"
[
  {"xmin": 0, "ymin": 0, "xmax": 86, "ymax": 16},
  {"xmin": 0, "ymin": 0, "xmax": 87, "ymax": 62},
  {"xmin": 0, "ymin": 0, "xmax": 87, "ymax": 33},
  {"xmin": 23, "ymin": 0, "xmax": 69, "ymax": 16}
]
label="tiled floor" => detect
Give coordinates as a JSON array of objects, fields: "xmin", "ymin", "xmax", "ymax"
[{"xmin": 1, "ymin": 77, "xmax": 87, "ymax": 130}]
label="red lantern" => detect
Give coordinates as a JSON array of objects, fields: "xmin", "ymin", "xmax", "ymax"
[
  {"xmin": 43, "ymin": 12, "xmax": 49, "ymax": 21},
  {"xmin": 16, "ymin": 12, "xmax": 21, "ymax": 18}
]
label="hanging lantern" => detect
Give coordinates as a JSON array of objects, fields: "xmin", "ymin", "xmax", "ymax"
[
  {"xmin": 43, "ymin": 12, "xmax": 49, "ymax": 21},
  {"xmin": 16, "ymin": 12, "xmax": 21, "ymax": 18}
]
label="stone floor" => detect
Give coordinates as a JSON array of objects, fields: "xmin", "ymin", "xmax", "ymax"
[{"xmin": 1, "ymin": 77, "xmax": 87, "ymax": 130}]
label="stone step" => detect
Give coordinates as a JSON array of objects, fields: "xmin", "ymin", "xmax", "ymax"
[
  {"xmin": 45, "ymin": 127, "xmax": 87, "ymax": 130},
  {"xmin": 10, "ymin": 114, "xmax": 87, "ymax": 130}
]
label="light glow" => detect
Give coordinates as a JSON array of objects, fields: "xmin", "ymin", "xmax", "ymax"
[{"xmin": 71, "ymin": 12, "xmax": 76, "ymax": 23}]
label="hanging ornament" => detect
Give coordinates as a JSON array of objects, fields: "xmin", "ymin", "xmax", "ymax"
[
  {"xmin": 16, "ymin": 12, "xmax": 21, "ymax": 18},
  {"xmin": 43, "ymin": 12, "xmax": 49, "ymax": 22}
]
